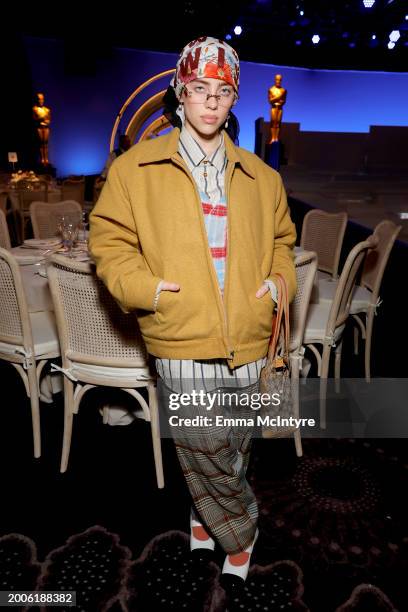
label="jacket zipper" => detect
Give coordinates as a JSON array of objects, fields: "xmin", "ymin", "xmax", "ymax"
[
  {"xmin": 224, "ymin": 160, "xmax": 234, "ymax": 364},
  {"xmin": 172, "ymin": 156, "xmax": 233, "ymax": 361}
]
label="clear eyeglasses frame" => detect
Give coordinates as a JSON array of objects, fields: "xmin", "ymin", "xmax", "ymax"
[{"xmin": 183, "ymin": 85, "xmax": 238, "ymax": 106}]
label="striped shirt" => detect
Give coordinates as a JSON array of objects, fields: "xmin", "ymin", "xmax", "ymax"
[
  {"xmin": 179, "ymin": 126, "xmax": 228, "ymax": 291},
  {"xmin": 155, "ymin": 126, "xmax": 266, "ymax": 393}
]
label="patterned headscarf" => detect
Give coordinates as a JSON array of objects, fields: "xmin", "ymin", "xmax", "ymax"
[{"xmin": 170, "ymin": 36, "xmax": 240, "ymax": 100}]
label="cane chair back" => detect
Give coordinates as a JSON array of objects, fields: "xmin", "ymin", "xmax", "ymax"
[
  {"xmin": 30, "ymin": 200, "xmax": 82, "ymax": 239},
  {"xmin": 290, "ymin": 251, "xmax": 318, "ymax": 355},
  {"xmin": 325, "ymin": 235, "xmax": 378, "ymax": 347},
  {"xmin": 351, "ymin": 220, "xmax": 401, "ymax": 379},
  {"xmin": 300, "ymin": 209, "xmax": 348, "ymax": 279},
  {"xmin": 360, "ymin": 220, "xmax": 401, "ymax": 298}
]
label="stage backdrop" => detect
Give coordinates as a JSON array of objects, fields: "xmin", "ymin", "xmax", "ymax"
[{"xmin": 23, "ymin": 36, "xmax": 408, "ymax": 177}]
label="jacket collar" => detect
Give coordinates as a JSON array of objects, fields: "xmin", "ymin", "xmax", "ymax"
[{"xmin": 139, "ymin": 127, "xmax": 255, "ymax": 179}]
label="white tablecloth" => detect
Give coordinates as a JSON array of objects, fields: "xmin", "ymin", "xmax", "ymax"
[{"xmin": 20, "ymin": 264, "xmax": 54, "ymax": 313}]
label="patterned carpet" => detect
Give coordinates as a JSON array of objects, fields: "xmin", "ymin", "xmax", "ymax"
[
  {"xmin": 0, "ymin": 522, "xmax": 400, "ymax": 612},
  {"xmin": 1, "ymin": 359, "xmax": 407, "ymax": 611},
  {"xmin": 1, "ymin": 436, "xmax": 406, "ymax": 611}
]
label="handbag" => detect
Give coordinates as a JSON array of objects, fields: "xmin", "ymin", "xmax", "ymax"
[{"xmin": 259, "ymin": 273, "xmax": 297, "ymax": 439}]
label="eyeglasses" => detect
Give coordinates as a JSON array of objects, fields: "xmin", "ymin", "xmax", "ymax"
[{"xmin": 184, "ymin": 84, "xmax": 237, "ymax": 106}]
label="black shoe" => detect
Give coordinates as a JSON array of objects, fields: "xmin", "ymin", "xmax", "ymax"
[
  {"xmin": 219, "ymin": 572, "xmax": 245, "ymax": 593},
  {"xmin": 189, "ymin": 548, "xmax": 215, "ymax": 564}
]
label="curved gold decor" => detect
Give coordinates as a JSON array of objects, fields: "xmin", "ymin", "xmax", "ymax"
[
  {"xmin": 126, "ymin": 90, "xmax": 169, "ymax": 143},
  {"xmin": 138, "ymin": 115, "xmax": 172, "ymax": 142},
  {"xmin": 110, "ymin": 69, "xmax": 175, "ymax": 151}
]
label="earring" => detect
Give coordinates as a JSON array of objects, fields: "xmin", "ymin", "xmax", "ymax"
[
  {"xmin": 176, "ymin": 102, "xmax": 185, "ymax": 124},
  {"xmin": 225, "ymin": 115, "xmax": 230, "ymax": 128}
]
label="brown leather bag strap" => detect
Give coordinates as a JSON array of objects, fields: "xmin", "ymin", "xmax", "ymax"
[
  {"xmin": 267, "ymin": 273, "xmax": 290, "ymax": 360},
  {"xmin": 277, "ymin": 273, "xmax": 290, "ymax": 356},
  {"xmin": 267, "ymin": 303, "xmax": 282, "ymax": 356},
  {"xmin": 282, "ymin": 276, "xmax": 290, "ymax": 357},
  {"xmin": 267, "ymin": 276, "xmax": 283, "ymax": 358}
]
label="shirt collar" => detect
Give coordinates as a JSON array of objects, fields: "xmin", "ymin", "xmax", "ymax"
[
  {"xmin": 138, "ymin": 127, "xmax": 255, "ymax": 180},
  {"xmin": 178, "ymin": 125, "xmax": 226, "ymax": 173}
]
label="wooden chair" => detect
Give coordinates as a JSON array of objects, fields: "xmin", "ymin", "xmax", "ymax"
[
  {"xmin": 61, "ymin": 176, "xmax": 85, "ymax": 206},
  {"xmin": 302, "ymin": 235, "xmax": 378, "ymax": 427},
  {"xmin": 47, "ymin": 255, "xmax": 164, "ymax": 487},
  {"xmin": 317, "ymin": 220, "xmax": 401, "ymax": 380},
  {"xmin": 289, "ymin": 250, "xmax": 318, "ymax": 456},
  {"xmin": 15, "ymin": 179, "xmax": 49, "ymax": 242},
  {"xmin": 0, "ymin": 247, "xmax": 60, "ymax": 457}
]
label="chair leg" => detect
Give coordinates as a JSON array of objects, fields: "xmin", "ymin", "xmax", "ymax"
[
  {"xmin": 307, "ymin": 343, "xmax": 322, "ymax": 377},
  {"xmin": 60, "ymin": 377, "xmax": 75, "ymax": 473},
  {"xmin": 334, "ymin": 338, "xmax": 343, "ymax": 393},
  {"xmin": 365, "ymin": 310, "xmax": 375, "ymax": 382},
  {"xmin": 27, "ymin": 364, "xmax": 41, "ymax": 458},
  {"xmin": 353, "ymin": 326, "xmax": 359, "ymax": 356},
  {"xmin": 319, "ymin": 344, "xmax": 332, "ymax": 431},
  {"xmin": 294, "ymin": 429, "xmax": 303, "ymax": 457},
  {"xmin": 148, "ymin": 383, "xmax": 164, "ymax": 489},
  {"xmin": 102, "ymin": 406, "xmax": 109, "ymax": 424}
]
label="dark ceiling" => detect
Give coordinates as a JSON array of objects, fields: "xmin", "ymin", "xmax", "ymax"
[{"xmin": 11, "ymin": 0, "xmax": 408, "ymax": 72}]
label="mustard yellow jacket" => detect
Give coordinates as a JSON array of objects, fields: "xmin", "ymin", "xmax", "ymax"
[{"xmin": 89, "ymin": 127, "xmax": 296, "ymax": 368}]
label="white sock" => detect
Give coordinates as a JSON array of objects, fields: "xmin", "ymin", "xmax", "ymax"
[
  {"xmin": 222, "ymin": 528, "xmax": 259, "ymax": 580},
  {"xmin": 190, "ymin": 511, "xmax": 215, "ymax": 551}
]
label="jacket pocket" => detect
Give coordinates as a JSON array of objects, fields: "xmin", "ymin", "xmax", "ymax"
[
  {"xmin": 152, "ymin": 287, "xmax": 220, "ymax": 342},
  {"xmin": 155, "ymin": 289, "xmax": 178, "ymax": 324},
  {"xmin": 251, "ymin": 290, "xmax": 275, "ymax": 337}
]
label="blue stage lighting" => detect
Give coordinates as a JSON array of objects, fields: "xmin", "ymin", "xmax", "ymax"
[
  {"xmin": 234, "ymin": 25, "xmax": 242, "ymax": 36},
  {"xmin": 312, "ymin": 34, "xmax": 320, "ymax": 44},
  {"xmin": 363, "ymin": 0, "xmax": 375, "ymax": 7}
]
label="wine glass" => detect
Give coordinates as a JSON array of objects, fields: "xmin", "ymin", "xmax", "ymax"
[
  {"xmin": 78, "ymin": 210, "xmax": 89, "ymax": 242},
  {"xmin": 61, "ymin": 222, "xmax": 79, "ymax": 258},
  {"xmin": 56, "ymin": 215, "xmax": 66, "ymax": 241}
]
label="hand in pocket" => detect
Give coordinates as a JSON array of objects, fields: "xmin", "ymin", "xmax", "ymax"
[{"xmin": 255, "ymin": 283, "xmax": 269, "ymax": 299}]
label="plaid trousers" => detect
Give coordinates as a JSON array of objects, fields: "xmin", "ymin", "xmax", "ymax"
[{"xmin": 158, "ymin": 377, "xmax": 259, "ymax": 555}]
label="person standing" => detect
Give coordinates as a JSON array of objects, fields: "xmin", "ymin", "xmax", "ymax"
[{"xmin": 89, "ymin": 36, "xmax": 296, "ymax": 593}]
